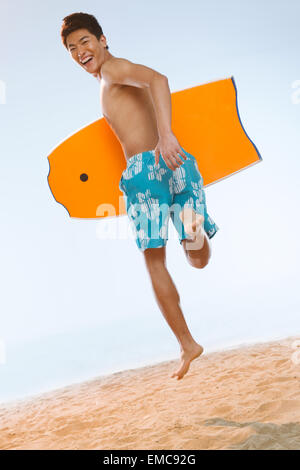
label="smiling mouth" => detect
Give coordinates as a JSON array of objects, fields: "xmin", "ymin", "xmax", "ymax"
[{"xmin": 82, "ymin": 57, "xmax": 94, "ymax": 66}]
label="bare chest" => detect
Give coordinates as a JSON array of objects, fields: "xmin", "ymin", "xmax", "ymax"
[{"xmin": 100, "ymin": 81, "xmax": 159, "ymax": 160}]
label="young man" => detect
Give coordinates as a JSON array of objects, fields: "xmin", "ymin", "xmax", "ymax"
[{"xmin": 61, "ymin": 12, "xmax": 219, "ymax": 380}]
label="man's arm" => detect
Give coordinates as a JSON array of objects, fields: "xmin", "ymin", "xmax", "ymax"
[
  {"xmin": 149, "ymin": 74, "xmax": 172, "ymax": 138},
  {"xmin": 101, "ymin": 58, "xmax": 171, "ymax": 137}
]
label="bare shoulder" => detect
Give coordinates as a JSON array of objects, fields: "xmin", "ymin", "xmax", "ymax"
[
  {"xmin": 101, "ymin": 57, "xmax": 166, "ymax": 88},
  {"xmin": 101, "ymin": 56, "xmax": 125, "ymax": 71}
]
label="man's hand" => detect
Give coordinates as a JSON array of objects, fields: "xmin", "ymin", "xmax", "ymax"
[{"xmin": 154, "ymin": 132, "xmax": 188, "ymax": 171}]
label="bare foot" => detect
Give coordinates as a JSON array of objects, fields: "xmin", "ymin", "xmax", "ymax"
[
  {"xmin": 170, "ymin": 343, "xmax": 204, "ymax": 380},
  {"xmin": 179, "ymin": 208, "xmax": 205, "ymax": 249}
]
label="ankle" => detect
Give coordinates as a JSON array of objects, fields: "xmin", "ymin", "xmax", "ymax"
[{"xmin": 179, "ymin": 335, "xmax": 198, "ymax": 351}]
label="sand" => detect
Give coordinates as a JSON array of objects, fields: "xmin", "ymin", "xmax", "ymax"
[{"xmin": 0, "ymin": 336, "xmax": 300, "ymax": 450}]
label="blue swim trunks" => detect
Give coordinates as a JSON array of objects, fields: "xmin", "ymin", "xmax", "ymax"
[{"xmin": 119, "ymin": 146, "xmax": 219, "ymax": 252}]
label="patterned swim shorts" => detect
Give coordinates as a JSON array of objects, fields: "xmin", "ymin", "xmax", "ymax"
[{"xmin": 119, "ymin": 146, "xmax": 219, "ymax": 252}]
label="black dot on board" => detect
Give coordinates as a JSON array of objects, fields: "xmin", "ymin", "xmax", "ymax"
[{"xmin": 80, "ymin": 173, "xmax": 88, "ymax": 182}]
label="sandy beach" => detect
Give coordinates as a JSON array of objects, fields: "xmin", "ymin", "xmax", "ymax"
[{"xmin": 0, "ymin": 336, "xmax": 299, "ymax": 450}]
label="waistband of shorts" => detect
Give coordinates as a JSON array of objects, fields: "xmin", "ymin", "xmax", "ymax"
[
  {"xmin": 125, "ymin": 148, "xmax": 156, "ymax": 166},
  {"xmin": 125, "ymin": 146, "xmax": 192, "ymax": 167}
]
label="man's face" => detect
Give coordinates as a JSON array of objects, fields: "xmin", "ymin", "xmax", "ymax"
[{"xmin": 67, "ymin": 28, "xmax": 106, "ymax": 74}]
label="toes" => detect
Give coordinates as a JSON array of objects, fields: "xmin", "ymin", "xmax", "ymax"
[
  {"xmin": 171, "ymin": 365, "xmax": 186, "ymax": 380},
  {"xmin": 171, "ymin": 370, "xmax": 182, "ymax": 380},
  {"xmin": 171, "ymin": 373, "xmax": 181, "ymax": 380}
]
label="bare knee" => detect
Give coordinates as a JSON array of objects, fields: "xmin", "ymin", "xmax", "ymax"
[
  {"xmin": 189, "ymin": 258, "xmax": 210, "ymax": 269},
  {"xmin": 143, "ymin": 246, "xmax": 166, "ymax": 271},
  {"xmin": 183, "ymin": 236, "xmax": 212, "ymax": 269}
]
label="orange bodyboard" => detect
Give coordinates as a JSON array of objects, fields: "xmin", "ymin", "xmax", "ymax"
[{"xmin": 47, "ymin": 76, "xmax": 262, "ymax": 218}]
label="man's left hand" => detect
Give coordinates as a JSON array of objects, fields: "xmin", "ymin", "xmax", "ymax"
[{"xmin": 154, "ymin": 132, "xmax": 188, "ymax": 171}]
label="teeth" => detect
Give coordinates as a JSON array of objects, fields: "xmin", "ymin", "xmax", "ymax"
[{"xmin": 82, "ymin": 57, "xmax": 92, "ymax": 64}]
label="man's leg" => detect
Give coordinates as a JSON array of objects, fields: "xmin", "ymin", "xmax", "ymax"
[
  {"xmin": 143, "ymin": 246, "xmax": 203, "ymax": 380},
  {"xmin": 179, "ymin": 208, "xmax": 212, "ymax": 269},
  {"xmin": 181, "ymin": 232, "xmax": 212, "ymax": 269}
]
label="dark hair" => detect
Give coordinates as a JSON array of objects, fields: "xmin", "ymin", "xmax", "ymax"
[{"xmin": 61, "ymin": 12, "xmax": 109, "ymax": 50}]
